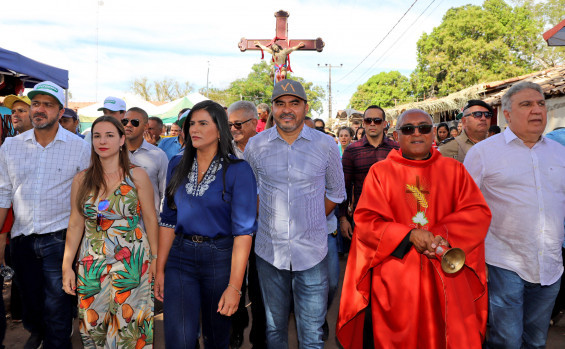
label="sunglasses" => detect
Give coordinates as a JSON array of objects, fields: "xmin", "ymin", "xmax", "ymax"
[
  {"xmin": 228, "ymin": 119, "xmax": 252, "ymax": 130},
  {"xmin": 463, "ymin": 111, "xmax": 493, "ymax": 119},
  {"xmin": 96, "ymin": 199, "xmax": 109, "ymax": 227},
  {"xmin": 121, "ymin": 118, "xmax": 140, "ymax": 127},
  {"xmin": 363, "ymin": 118, "xmax": 384, "ymax": 125},
  {"xmin": 398, "ymin": 124, "xmax": 433, "ymax": 135}
]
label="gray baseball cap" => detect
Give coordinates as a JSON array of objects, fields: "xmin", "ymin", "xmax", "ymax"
[{"xmin": 271, "ymin": 79, "xmax": 307, "ymax": 102}]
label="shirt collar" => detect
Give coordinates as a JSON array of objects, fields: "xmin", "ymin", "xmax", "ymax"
[
  {"xmin": 268, "ymin": 124, "xmax": 313, "ymax": 143},
  {"xmin": 139, "ymin": 139, "xmax": 153, "ymax": 150},
  {"xmin": 24, "ymin": 124, "xmax": 70, "ymax": 144},
  {"xmin": 503, "ymin": 126, "xmax": 546, "ymax": 146}
]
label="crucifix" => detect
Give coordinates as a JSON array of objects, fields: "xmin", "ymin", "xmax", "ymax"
[{"xmin": 238, "ymin": 10, "xmax": 324, "ymax": 84}]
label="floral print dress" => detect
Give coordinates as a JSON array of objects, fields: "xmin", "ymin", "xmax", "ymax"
[{"xmin": 77, "ymin": 175, "xmax": 153, "ymax": 349}]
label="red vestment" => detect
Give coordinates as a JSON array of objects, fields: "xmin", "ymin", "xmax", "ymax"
[{"xmin": 337, "ymin": 148, "xmax": 491, "ymax": 349}]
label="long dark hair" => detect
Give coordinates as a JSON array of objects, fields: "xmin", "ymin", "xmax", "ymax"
[
  {"xmin": 436, "ymin": 122, "xmax": 449, "ymax": 143},
  {"xmin": 165, "ymin": 100, "xmax": 238, "ymax": 210},
  {"xmin": 76, "ymin": 116, "xmax": 132, "ymax": 212}
]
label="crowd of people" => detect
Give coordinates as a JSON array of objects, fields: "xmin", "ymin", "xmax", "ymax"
[{"xmin": 0, "ymin": 77, "xmax": 563, "ymax": 349}]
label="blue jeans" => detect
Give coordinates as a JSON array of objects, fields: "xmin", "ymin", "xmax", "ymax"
[
  {"xmin": 10, "ymin": 231, "xmax": 73, "ymax": 349},
  {"xmin": 256, "ymin": 254, "xmax": 328, "ymax": 349},
  {"xmin": 487, "ymin": 264, "xmax": 561, "ymax": 349},
  {"xmin": 327, "ymin": 233, "xmax": 340, "ymax": 308},
  {"xmin": 163, "ymin": 234, "xmax": 233, "ymax": 349}
]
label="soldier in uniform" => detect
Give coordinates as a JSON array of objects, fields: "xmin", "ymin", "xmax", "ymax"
[{"xmin": 439, "ymin": 100, "xmax": 493, "ymax": 162}]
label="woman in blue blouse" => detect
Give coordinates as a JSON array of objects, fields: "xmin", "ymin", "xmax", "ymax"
[{"xmin": 154, "ymin": 100, "xmax": 257, "ymax": 349}]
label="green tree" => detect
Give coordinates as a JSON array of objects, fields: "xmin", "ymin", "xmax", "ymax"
[
  {"xmin": 411, "ymin": 0, "xmax": 541, "ymax": 98},
  {"xmin": 349, "ymin": 71, "xmax": 412, "ymax": 110},
  {"xmin": 208, "ymin": 61, "xmax": 326, "ymax": 115}
]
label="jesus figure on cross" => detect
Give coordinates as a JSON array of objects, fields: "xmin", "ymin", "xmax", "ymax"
[{"xmin": 254, "ymin": 41, "xmax": 305, "ymax": 83}]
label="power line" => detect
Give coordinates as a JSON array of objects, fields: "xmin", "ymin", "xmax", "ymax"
[
  {"xmin": 337, "ymin": 0, "xmax": 420, "ymax": 83},
  {"xmin": 344, "ymin": 0, "xmax": 439, "ymax": 90}
]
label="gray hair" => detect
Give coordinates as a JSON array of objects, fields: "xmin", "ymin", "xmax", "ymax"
[
  {"xmin": 502, "ymin": 81, "xmax": 544, "ymax": 113},
  {"xmin": 227, "ymin": 101, "xmax": 258, "ymax": 120},
  {"xmin": 396, "ymin": 109, "xmax": 433, "ymax": 128},
  {"xmin": 256, "ymin": 103, "xmax": 270, "ymax": 114}
]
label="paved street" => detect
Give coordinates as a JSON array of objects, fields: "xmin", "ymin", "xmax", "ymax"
[{"xmin": 4, "ymin": 256, "xmax": 565, "ymax": 348}]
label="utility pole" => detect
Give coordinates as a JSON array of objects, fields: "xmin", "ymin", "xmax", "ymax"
[
  {"xmin": 206, "ymin": 61, "xmax": 210, "ymax": 97},
  {"xmin": 318, "ymin": 63, "xmax": 342, "ymax": 120}
]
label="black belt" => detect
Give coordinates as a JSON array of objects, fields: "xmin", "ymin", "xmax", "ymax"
[{"xmin": 177, "ymin": 234, "xmax": 230, "ymax": 243}]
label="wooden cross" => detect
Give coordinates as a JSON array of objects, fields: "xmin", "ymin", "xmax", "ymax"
[
  {"xmin": 238, "ymin": 10, "xmax": 324, "ymax": 83},
  {"xmin": 238, "ymin": 10, "xmax": 324, "ymax": 53},
  {"xmin": 406, "ymin": 176, "xmax": 429, "ymax": 212}
]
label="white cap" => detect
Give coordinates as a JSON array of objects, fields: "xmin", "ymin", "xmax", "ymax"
[
  {"xmin": 97, "ymin": 96, "xmax": 126, "ymax": 112},
  {"xmin": 27, "ymin": 81, "xmax": 65, "ymax": 106}
]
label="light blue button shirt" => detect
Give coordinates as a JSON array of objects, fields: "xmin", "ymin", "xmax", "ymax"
[{"xmin": 244, "ymin": 125, "xmax": 346, "ymax": 271}]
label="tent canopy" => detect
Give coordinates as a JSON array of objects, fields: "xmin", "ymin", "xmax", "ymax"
[
  {"xmin": 0, "ymin": 47, "xmax": 69, "ymax": 88},
  {"xmin": 543, "ymin": 18, "xmax": 565, "ymax": 46}
]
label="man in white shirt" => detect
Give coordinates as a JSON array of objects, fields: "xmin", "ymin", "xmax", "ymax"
[
  {"xmin": 464, "ymin": 81, "xmax": 565, "ymax": 349},
  {"xmin": 0, "ymin": 81, "xmax": 90, "ymax": 349},
  {"xmin": 123, "ymin": 107, "xmax": 168, "ymax": 217}
]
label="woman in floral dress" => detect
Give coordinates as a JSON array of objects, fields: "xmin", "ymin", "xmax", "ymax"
[{"xmin": 62, "ymin": 116, "xmax": 158, "ymax": 348}]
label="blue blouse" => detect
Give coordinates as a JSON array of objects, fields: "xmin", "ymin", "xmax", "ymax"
[{"xmin": 160, "ymin": 154, "xmax": 257, "ymax": 238}]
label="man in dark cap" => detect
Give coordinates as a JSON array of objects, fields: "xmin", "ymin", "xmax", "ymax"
[
  {"xmin": 59, "ymin": 108, "xmax": 84, "ymax": 138},
  {"xmin": 439, "ymin": 100, "xmax": 493, "ymax": 162}
]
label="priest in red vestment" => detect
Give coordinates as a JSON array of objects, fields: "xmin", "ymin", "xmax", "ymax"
[{"xmin": 337, "ymin": 109, "xmax": 491, "ymax": 348}]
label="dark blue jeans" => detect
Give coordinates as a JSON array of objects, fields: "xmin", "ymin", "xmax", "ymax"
[
  {"xmin": 163, "ymin": 234, "xmax": 233, "ymax": 349},
  {"xmin": 487, "ymin": 264, "xmax": 561, "ymax": 349},
  {"xmin": 10, "ymin": 231, "xmax": 73, "ymax": 349},
  {"xmin": 256, "ymin": 254, "xmax": 328, "ymax": 349}
]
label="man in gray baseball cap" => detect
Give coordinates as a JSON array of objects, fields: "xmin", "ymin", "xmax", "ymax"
[{"xmin": 244, "ymin": 79, "xmax": 345, "ymax": 347}]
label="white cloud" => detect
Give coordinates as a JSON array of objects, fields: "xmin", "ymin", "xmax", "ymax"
[{"xmin": 2, "ymin": 0, "xmax": 483, "ymax": 118}]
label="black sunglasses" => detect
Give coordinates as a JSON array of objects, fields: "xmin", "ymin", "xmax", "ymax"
[
  {"xmin": 228, "ymin": 119, "xmax": 252, "ymax": 130},
  {"xmin": 363, "ymin": 118, "xmax": 384, "ymax": 125},
  {"xmin": 398, "ymin": 124, "xmax": 433, "ymax": 135},
  {"xmin": 463, "ymin": 111, "xmax": 493, "ymax": 119},
  {"xmin": 121, "ymin": 118, "xmax": 140, "ymax": 127}
]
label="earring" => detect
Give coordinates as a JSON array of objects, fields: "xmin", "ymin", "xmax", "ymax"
[{"xmin": 120, "ymin": 146, "xmax": 123, "ymax": 151}]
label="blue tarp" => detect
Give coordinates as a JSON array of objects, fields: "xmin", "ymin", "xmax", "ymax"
[{"xmin": 0, "ymin": 47, "xmax": 68, "ymax": 89}]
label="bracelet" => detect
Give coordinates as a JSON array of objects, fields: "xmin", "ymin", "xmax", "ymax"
[
  {"xmin": 228, "ymin": 283, "xmax": 242, "ymax": 296},
  {"xmin": 149, "ymin": 254, "xmax": 158, "ymax": 261}
]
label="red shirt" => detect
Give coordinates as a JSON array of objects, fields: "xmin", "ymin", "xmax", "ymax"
[{"xmin": 256, "ymin": 119, "xmax": 267, "ymax": 133}]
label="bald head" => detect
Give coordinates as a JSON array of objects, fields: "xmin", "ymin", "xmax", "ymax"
[{"xmin": 396, "ymin": 109, "xmax": 433, "ymax": 128}]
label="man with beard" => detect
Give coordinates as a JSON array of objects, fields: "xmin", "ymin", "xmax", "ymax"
[
  {"xmin": 439, "ymin": 100, "xmax": 493, "ymax": 162},
  {"xmin": 0, "ymin": 81, "xmax": 90, "ymax": 349},
  {"xmin": 3, "ymin": 95, "xmax": 32, "ymax": 134},
  {"xmin": 244, "ymin": 79, "xmax": 345, "ymax": 348},
  {"xmin": 123, "ymin": 107, "xmax": 168, "ymax": 216}
]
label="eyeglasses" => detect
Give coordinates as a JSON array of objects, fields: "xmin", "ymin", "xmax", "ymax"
[
  {"xmin": 96, "ymin": 199, "xmax": 109, "ymax": 227},
  {"xmin": 228, "ymin": 119, "xmax": 252, "ymax": 130},
  {"xmin": 363, "ymin": 118, "xmax": 384, "ymax": 125},
  {"xmin": 121, "ymin": 118, "xmax": 140, "ymax": 127},
  {"xmin": 463, "ymin": 111, "xmax": 493, "ymax": 119},
  {"xmin": 398, "ymin": 124, "xmax": 433, "ymax": 135}
]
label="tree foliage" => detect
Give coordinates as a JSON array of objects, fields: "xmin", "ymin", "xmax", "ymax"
[
  {"xmin": 411, "ymin": 0, "xmax": 542, "ymax": 98},
  {"xmin": 130, "ymin": 77, "xmax": 194, "ymax": 101},
  {"xmin": 349, "ymin": 71, "xmax": 411, "ymax": 110},
  {"xmin": 200, "ymin": 61, "xmax": 325, "ymax": 115}
]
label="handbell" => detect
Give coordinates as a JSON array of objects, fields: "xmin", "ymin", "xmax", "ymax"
[{"xmin": 435, "ymin": 245, "xmax": 465, "ymax": 274}]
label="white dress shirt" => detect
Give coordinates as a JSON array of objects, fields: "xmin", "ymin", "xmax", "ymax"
[
  {"xmin": 129, "ymin": 139, "xmax": 168, "ymax": 216},
  {"xmin": 0, "ymin": 125, "xmax": 91, "ymax": 237},
  {"xmin": 244, "ymin": 126, "xmax": 346, "ymax": 271},
  {"xmin": 464, "ymin": 127, "xmax": 565, "ymax": 285}
]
